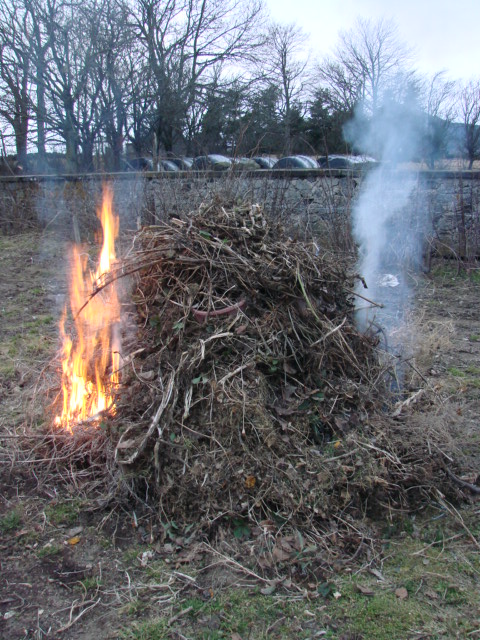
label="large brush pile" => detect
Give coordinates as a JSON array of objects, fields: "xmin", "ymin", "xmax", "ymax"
[
  {"xmin": 113, "ymin": 198, "xmax": 378, "ymax": 523},
  {"xmin": 111, "ymin": 198, "xmax": 451, "ymax": 528}
]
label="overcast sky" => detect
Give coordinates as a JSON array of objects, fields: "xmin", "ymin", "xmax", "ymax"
[{"xmin": 264, "ymin": 0, "xmax": 480, "ymax": 82}]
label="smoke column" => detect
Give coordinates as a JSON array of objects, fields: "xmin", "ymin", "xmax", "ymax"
[{"xmin": 345, "ymin": 101, "xmax": 428, "ymax": 338}]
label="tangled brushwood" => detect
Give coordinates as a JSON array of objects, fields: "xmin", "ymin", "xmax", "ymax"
[
  {"xmin": 23, "ymin": 195, "xmax": 464, "ymax": 543},
  {"xmin": 98, "ymin": 196, "xmax": 447, "ymax": 529}
]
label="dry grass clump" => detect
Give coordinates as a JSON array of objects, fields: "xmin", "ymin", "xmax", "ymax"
[{"xmin": 388, "ymin": 310, "xmax": 454, "ymax": 389}]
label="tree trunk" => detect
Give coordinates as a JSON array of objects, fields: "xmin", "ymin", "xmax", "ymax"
[
  {"xmin": 63, "ymin": 95, "xmax": 79, "ymax": 172},
  {"xmin": 36, "ymin": 60, "xmax": 47, "ymax": 168},
  {"xmin": 14, "ymin": 116, "xmax": 28, "ymax": 167},
  {"xmin": 111, "ymin": 127, "xmax": 124, "ymax": 171},
  {"xmin": 81, "ymin": 138, "xmax": 95, "ymax": 172},
  {"xmin": 284, "ymin": 116, "xmax": 292, "ymax": 155},
  {"xmin": 65, "ymin": 127, "xmax": 79, "ymax": 173}
]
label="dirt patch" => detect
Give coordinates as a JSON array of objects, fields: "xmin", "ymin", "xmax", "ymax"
[{"xmin": 1, "ymin": 230, "xmax": 480, "ymax": 639}]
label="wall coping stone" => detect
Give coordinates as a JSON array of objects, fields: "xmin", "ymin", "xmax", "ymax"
[{"xmin": 2, "ymin": 168, "xmax": 480, "ymax": 183}]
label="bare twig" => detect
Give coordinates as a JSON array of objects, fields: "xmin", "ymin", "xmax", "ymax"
[
  {"xmin": 55, "ymin": 598, "xmax": 100, "ymax": 634},
  {"xmin": 445, "ymin": 468, "xmax": 480, "ymax": 495}
]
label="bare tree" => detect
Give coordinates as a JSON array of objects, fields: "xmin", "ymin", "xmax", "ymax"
[
  {"xmin": 130, "ymin": 0, "xmax": 266, "ymax": 157},
  {"xmin": 459, "ymin": 80, "xmax": 480, "ymax": 169},
  {"xmin": 318, "ymin": 17, "xmax": 413, "ymax": 117},
  {"xmin": 123, "ymin": 55, "xmax": 156, "ymax": 156},
  {"xmin": 315, "ymin": 58, "xmax": 361, "ymax": 116},
  {"xmin": 264, "ymin": 22, "xmax": 310, "ymax": 154},
  {"xmin": 26, "ymin": 0, "xmax": 114, "ymax": 171},
  {"xmin": 420, "ymin": 72, "xmax": 456, "ymax": 169},
  {"xmin": 0, "ymin": 0, "xmax": 32, "ymax": 164},
  {"xmin": 23, "ymin": 0, "xmax": 55, "ymax": 168},
  {"xmin": 94, "ymin": 0, "xmax": 136, "ymax": 170}
]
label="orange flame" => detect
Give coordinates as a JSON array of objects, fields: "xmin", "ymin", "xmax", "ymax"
[{"xmin": 56, "ymin": 184, "xmax": 121, "ymax": 430}]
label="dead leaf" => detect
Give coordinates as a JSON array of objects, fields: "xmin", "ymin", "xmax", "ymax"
[
  {"xmin": 66, "ymin": 536, "xmax": 81, "ymax": 545},
  {"xmin": 257, "ymin": 555, "xmax": 272, "ymax": 570},
  {"xmin": 272, "ymin": 546, "xmax": 291, "ymax": 562},
  {"xmin": 258, "ymin": 519, "xmax": 276, "ymax": 532},
  {"xmin": 245, "ymin": 475, "xmax": 256, "ymax": 489},
  {"xmin": 231, "ymin": 634, "xmax": 243, "ymax": 640},
  {"xmin": 277, "ymin": 536, "xmax": 295, "ymax": 553},
  {"xmin": 395, "ymin": 587, "xmax": 408, "ymax": 600}
]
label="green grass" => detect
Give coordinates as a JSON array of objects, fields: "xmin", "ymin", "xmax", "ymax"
[
  {"xmin": 447, "ymin": 366, "xmax": 466, "ymax": 377},
  {"xmin": 31, "ymin": 287, "xmax": 45, "ymax": 296},
  {"xmin": 431, "ymin": 263, "xmax": 480, "ymax": 283},
  {"xmin": 37, "ymin": 543, "xmax": 63, "ymax": 558},
  {"xmin": 468, "ymin": 269, "xmax": 480, "ymax": 283},
  {"xmin": 122, "ymin": 546, "xmax": 144, "ymax": 565},
  {"xmin": 120, "ymin": 618, "xmax": 169, "ymax": 640},
  {"xmin": 0, "ymin": 232, "xmax": 61, "ymax": 385},
  {"xmin": 117, "ymin": 510, "xmax": 480, "ymax": 640},
  {"xmin": 24, "ymin": 315, "xmax": 55, "ymax": 329},
  {"xmin": 447, "ymin": 365, "xmax": 480, "ymax": 390},
  {"xmin": 0, "ymin": 510, "xmax": 22, "ymax": 533},
  {"xmin": 79, "ymin": 576, "xmax": 102, "ymax": 592},
  {"xmin": 465, "ymin": 365, "xmax": 480, "ymax": 376},
  {"xmin": 45, "ymin": 500, "xmax": 83, "ymax": 526},
  {"xmin": 327, "ymin": 582, "xmax": 431, "ymax": 639},
  {"xmin": 121, "ymin": 592, "xmax": 314, "ymax": 640},
  {"xmin": 120, "ymin": 599, "xmax": 150, "ymax": 618}
]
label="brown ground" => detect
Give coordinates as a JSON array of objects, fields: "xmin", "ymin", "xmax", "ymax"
[{"xmin": 1, "ymin": 231, "xmax": 479, "ymax": 640}]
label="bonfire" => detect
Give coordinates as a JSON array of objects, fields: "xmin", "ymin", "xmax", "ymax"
[
  {"xmin": 45, "ymin": 193, "xmax": 459, "ymax": 543},
  {"xmin": 55, "ymin": 184, "xmax": 122, "ymax": 432}
]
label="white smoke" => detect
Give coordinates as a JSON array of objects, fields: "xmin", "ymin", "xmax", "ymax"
[{"xmin": 345, "ymin": 100, "xmax": 427, "ymax": 338}]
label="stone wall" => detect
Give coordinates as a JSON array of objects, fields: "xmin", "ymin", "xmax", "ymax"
[{"xmin": 1, "ymin": 169, "xmax": 479, "ymax": 258}]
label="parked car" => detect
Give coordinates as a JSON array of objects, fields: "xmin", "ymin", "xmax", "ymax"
[
  {"xmin": 170, "ymin": 157, "xmax": 194, "ymax": 170},
  {"xmin": 253, "ymin": 156, "xmax": 277, "ymax": 169},
  {"xmin": 273, "ymin": 156, "xmax": 317, "ymax": 169},
  {"xmin": 192, "ymin": 154, "xmax": 232, "ymax": 171}
]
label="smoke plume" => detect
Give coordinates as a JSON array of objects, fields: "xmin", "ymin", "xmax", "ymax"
[{"xmin": 345, "ymin": 101, "xmax": 428, "ymax": 340}]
